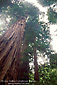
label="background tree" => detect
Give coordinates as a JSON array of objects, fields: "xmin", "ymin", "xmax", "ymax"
[
  {"xmin": 24, "ymin": 7, "xmax": 51, "ymax": 82},
  {"xmin": 36, "ymin": 0, "xmax": 57, "ymax": 84}
]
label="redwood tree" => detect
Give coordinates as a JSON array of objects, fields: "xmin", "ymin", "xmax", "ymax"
[{"xmin": 0, "ymin": 1, "xmax": 51, "ymax": 84}]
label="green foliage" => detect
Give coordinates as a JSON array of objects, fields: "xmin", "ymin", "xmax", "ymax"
[
  {"xmin": 37, "ymin": 0, "xmax": 57, "ymax": 24},
  {"xmin": 0, "ymin": 0, "xmax": 11, "ymax": 9},
  {"xmin": 50, "ymin": 53, "xmax": 57, "ymax": 68},
  {"xmin": 37, "ymin": 0, "xmax": 57, "ymax": 6},
  {"xmin": 39, "ymin": 65, "xmax": 57, "ymax": 85},
  {"xmin": 25, "ymin": 19, "xmax": 50, "ymax": 54},
  {"xmin": 29, "ymin": 73, "xmax": 34, "ymax": 81},
  {"xmin": 29, "ymin": 52, "xmax": 57, "ymax": 84},
  {"xmin": 0, "ymin": 2, "xmax": 39, "ymax": 35},
  {"xmin": 8, "ymin": 3, "xmax": 25, "ymax": 17},
  {"xmin": 29, "ymin": 73, "xmax": 40, "ymax": 85},
  {"xmin": 36, "ymin": 22, "xmax": 50, "ymax": 54},
  {"xmin": 1, "ymin": 2, "xmax": 25, "ymax": 20},
  {"xmin": 0, "ymin": 2, "xmax": 26, "ymax": 35},
  {"xmin": 47, "ymin": 7, "xmax": 57, "ymax": 23},
  {"xmin": 24, "ymin": 3, "xmax": 39, "ymax": 17},
  {"xmin": 29, "ymin": 65, "xmax": 57, "ymax": 85},
  {"xmin": 21, "ymin": 46, "xmax": 33, "ymax": 62}
]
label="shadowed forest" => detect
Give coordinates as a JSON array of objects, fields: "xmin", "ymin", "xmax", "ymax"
[{"xmin": 0, "ymin": 0, "xmax": 57, "ymax": 85}]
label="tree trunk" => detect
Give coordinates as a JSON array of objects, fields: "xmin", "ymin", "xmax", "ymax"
[
  {"xmin": 18, "ymin": 40, "xmax": 29, "ymax": 82},
  {"xmin": 0, "ymin": 16, "xmax": 29, "ymax": 84},
  {"xmin": 34, "ymin": 48, "xmax": 39, "ymax": 81}
]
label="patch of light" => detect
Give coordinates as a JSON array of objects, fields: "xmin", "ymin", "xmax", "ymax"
[
  {"xmin": 39, "ymin": 14, "xmax": 49, "ymax": 22},
  {"xmin": 34, "ymin": 2, "xmax": 48, "ymax": 13},
  {"xmin": 25, "ymin": 0, "xmax": 48, "ymax": 12},
  {"xmin": 45, "ymin": 55, "xmax": 48, "ymax": 59},
  {"xmin": 51, "ymin": 37, "xmax": 57, "ymax": 53},
  {"xmin": 6, "ymin": 18, "xmax": 10, "ymax": 22},
  {"xmin": 11, "ymin": 0, "xmax": 15, "ymax": 3},
  {"xmin": 29, "ymin": 60, "xmax": 34, "ymax": 73},
  {"xmin": 50, "ymin": 24, "xmax": 57, "ymax": 53},
  {"xmin": 37, "ymin": 55, "xmax": 50, "ymax": 65},
  {"xmin": 25, "ymin": 0, "xmax": 37, "ymax": 4},
  {"xmin": 50, "ymin": 24, "xmax": 57, "ymax": 35},
  {"xmin": 38, "ymin": 57, "xmax": 45, "ymax": 65},
  {"xmin": 0, "ymin": 20, "xmax": 3, "ymax": 25}
]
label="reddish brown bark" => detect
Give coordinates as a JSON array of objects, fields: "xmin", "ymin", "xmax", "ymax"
[{"xmin": 0, "ymin": 16, "xmax": 29, "ymax": 84}]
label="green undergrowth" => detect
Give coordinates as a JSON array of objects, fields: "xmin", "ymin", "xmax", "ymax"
[{"xmin": 29, "ymin": 65, "xmax": 57, "ymax": 85}]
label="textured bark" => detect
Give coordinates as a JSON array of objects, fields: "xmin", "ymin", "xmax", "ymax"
[
  {"xmin": 34, "ymin": 48, "xmax": 39, "ymax": 81},
  {"xmin": 0, "ymin": 16, "xmax": 29, "ymax": 83}
]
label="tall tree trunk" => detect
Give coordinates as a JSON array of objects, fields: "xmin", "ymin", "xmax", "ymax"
[
  {"xmin": 18, "ymin": 40, "xmax": 29, "ymax": 82},
  {"xmin": 34, "ymin": 48, "xmax": 39, "ymax": 81},
  {"xmin": 0, "ymin": 16, "xmax": 29, "ymax": 84}
]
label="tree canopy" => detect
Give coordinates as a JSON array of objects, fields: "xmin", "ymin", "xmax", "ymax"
[
  {"xmin": 37, "ymin": 0, "xmax": 57, "ymax": 24},
  {"xmin": 37, "ymin": 0, "xmax": 57, "ymax": 6}
]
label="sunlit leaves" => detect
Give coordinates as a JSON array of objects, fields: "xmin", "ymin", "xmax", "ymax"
[
  {"xmin": 29, "ymin": 73, "xmax": 34, "ymax": 81},
  {"xmin": 39, "ymin": 65, "xmax": 57, "ymax": 84}
]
